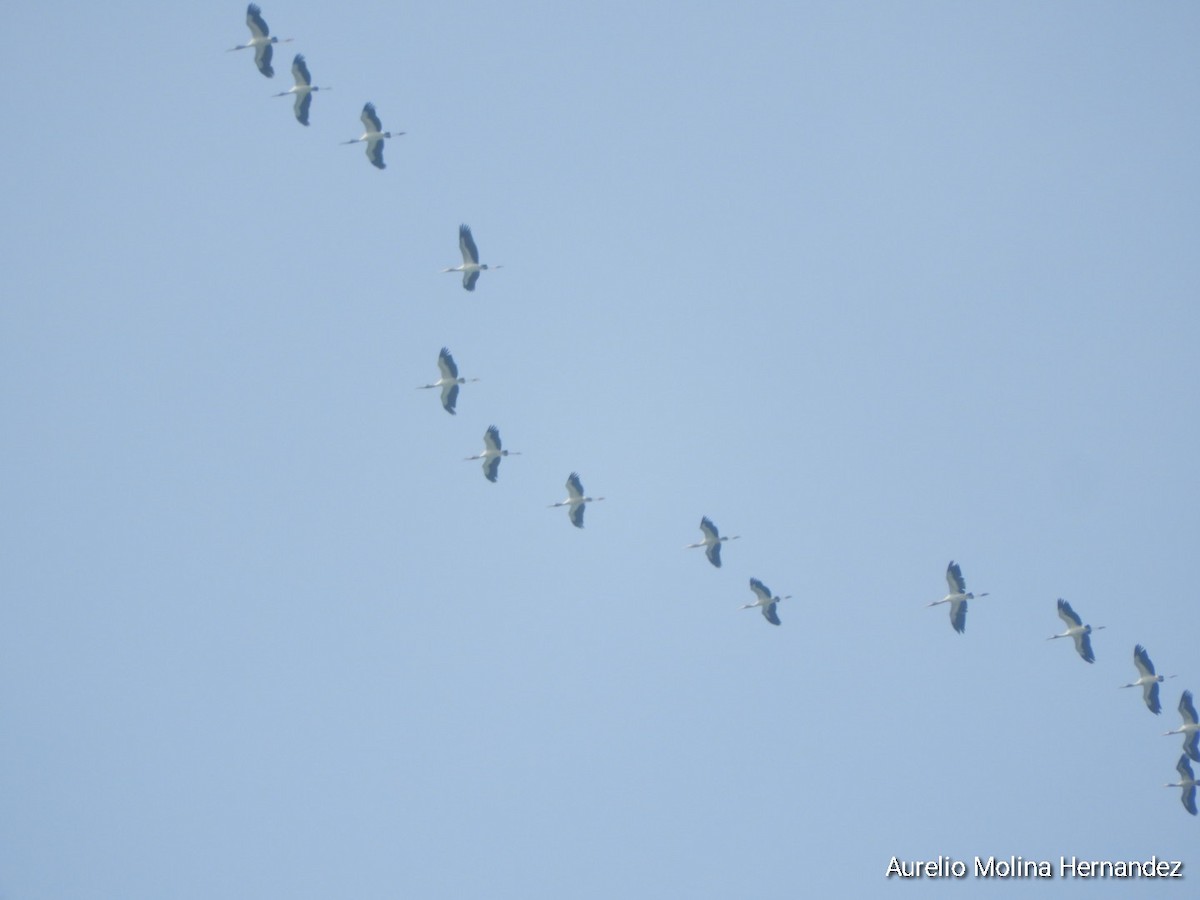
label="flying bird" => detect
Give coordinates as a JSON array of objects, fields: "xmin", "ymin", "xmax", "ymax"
[
  {"xmin": 417, "ymin": 347, "xmax": 478, "ymax": 415},
  {"xmin": 685, "ymin": 516, "xmax": 739, "ymax": 568},
  {"xmin": 927, "ymin": 560, "xmax": 988, "ymax": 634},
  {"xmin": 1121, "ymin": 644, "xmax": 1175, "ymax": 714},
  {"xmin": 549, "ymin": 472, "xmax": 604, "ymax": 528},
  {"xmin": 1164, "ymin": 690, "xmax": 1200, "ymax": 762},
  {"xmin": 1047, "ymin": 598, "xmax": 1105, "ymax": 663},
  {"xmin": 1165, "ymin": 755, "xmax": 1199, "ymax": 816},
  {"xmin": 272, "ymin": 54, "xmax": 329, "ymax": 125},
  {"xmin": 228, "ymin": 4, "xmax": 292, "ymax": 78},
  {"xmin": 466, "ymin": 425, "xmax": 520, "ymax": 483},
  {"xmin": 442, "ymin": 224, "xmax": 500, "ymax": 291},
  {"xmin": 343, "ymin": 103, "xmax": 404, "ymax": 170},
  {"xmin": 742, "ymin": 578, "xmax": 790, "ymax": 626}
]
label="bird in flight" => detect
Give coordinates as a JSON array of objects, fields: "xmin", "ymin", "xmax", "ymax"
[
  {"xmin": 418, "ymin": 347, "xmax": 478, "ymax": 416},
  {"xmin": 1047, "ymin": 598, "xmax": 1104, "ymax": 663},
  {"xmin": 442, "ymin": 224, "xmax": 500, "ymax": 291},
  {"xmin": 548, "ymin": 472, "xmax": 604, "ymax": 528},
  {"xmin": 685, "ymin": 516, "xmax": 739, "ymax": 568},
  {"xmin": 1163, "ymin": 690, "xmax": 1200, "ymax": 762},
  {"xmin": 927, "ymin": 560, "xmax": 988, "ymax": 634},
  {"xmin": 273, "ymin": 54, "xmax": 329, "ymax": 126},
  {"xmin": 229, "ymin": 4, "xmax": 292, "ymax": 78},
  {"xmin": 1121, "ymin": 644, "xmax": 1175, "ymax": 715},
  {"xmin": 1165, "ymin": 755, "xmax": 1199, "ymax": 816},
  {"xmin": 343, "ymin": 103, "xmax": 404, "ymax": 170},
  {"xmin": 466, "ymin": 425, "xmax": 520, "ymax": 483},
  {"xmin": 742, "ymin": 578, "xmax": 789, "ymax": 626}
]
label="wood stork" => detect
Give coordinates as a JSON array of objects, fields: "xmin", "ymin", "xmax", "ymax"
[
  {"xmin": 1121, "ymin": 644, "xmax": 1176, "ymax": 715},
  {"xmin": 418, "ymin": 347, "xmax": 477, "ymax": 415},
  {"xmin": 272, "ymin": 54, "xmax": 329, "ymax": 125},
  {"xmin": 549, "ymin": 472, "xmax": 604, "ymax": 528},
  {"xmin": 466, "ymin": 425, "xmax": 520, "ymax": 483},
  {"xmin": 228, "ymin": 4, "xmax": 292, "ymax": 78},
  {"xmin": 1165, "ymin": 755, "xmax": 1199, "ymax": 816},
  {"xmin": 685, "ymin": 516, "xmax": 739, "ymax": 568},
  {"xmin": 927, "ymin": 560, "xmax": 987, "ymax": 634},
  {"xmin": 442, "ymin": 225, "xmax": 501, "ymax": 291},
  {"xmin": 343, "ymin": 103, "xmax": 404, "ymax": 170},
  {"xmin": 743, "ymin": 578, "xmax": 790, "ymax": 626},
  {"xmin": 1164, "ymin": 690, "xmax": 1200, "ymax": 762},
  {"xmin": 1047, "ymin": 598, "xmax": 1105, "ymax": 663}
]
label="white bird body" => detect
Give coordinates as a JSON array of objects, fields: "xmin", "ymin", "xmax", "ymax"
[
  {"xmin": 742, "ymin": 578, "xmax": 789, "ymax": 626},
  {"xmin": 418, "ymin": 347, "xmax": 477, "ymax": 415},
  {"xmin": 343, "ymin": 103, "xmax": 403, "ymax": 170},
  {"xmin": 685, "ymin": 516, "xmax": 739, "ymax": 568},
  {"xmin": 1047, "ymin": 598, "xmax": 1104, "ymax": 663},
  {"xmin": 442, "ymin": 224, "xmax": 500, "ymax": 291},
  {"xmin": 549, "ymin": 472, "xmax": 604, "ymax": 528},
  {"xmin": 466, "ymin": 425, "xmax": 520, "ymax": 483},
  {"xmin": 1164, "ymin": 690, "xmax": 1200, "ymax": 762},
  {"xmin": 229, "ymin": 4, "xmax": 292, "ymax": 78},
  {"xmin": 1121, "ymin": 644, "xmax": 1175, "ymax": 715},
  {"xmin": 927, "ymin": 560, "xmax": 988, "ymax": 634},
  {"xmin": 272, "ymin": 54, "xmax": 328, "ymax": 125},
  {"xmin": 1165, "ymin": 755, "xmax": 1199, "ymax": 816}
]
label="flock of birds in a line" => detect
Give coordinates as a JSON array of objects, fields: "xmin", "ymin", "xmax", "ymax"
[{"xmin": 228, "ymin": 4, "xmax": 1196, "ymax": 819}]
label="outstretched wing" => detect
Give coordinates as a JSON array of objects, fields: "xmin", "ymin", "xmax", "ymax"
[
  {"xmin": 946, "ymin": 561, "xmax": 966, "ymax": 595},
  {"xmin": 483, "ymin": 456, "xmax": 501, "ymax": 483},
  {"xmin": 1183, "ymin": 731, "xmax": 1200, "ymax": 764},
  {"xmin": 459, "ymin": 224, "xmax": 480, "ymax": 265},
  {"xmin": 295, "ymin": 91, "xmax": 312, "ymax": 125},
  {"xmin": 362, "ymin": 103, "xmax": 383, "ymax": 132},
  {"xmin": 749, "ymin": 578, "xmax": 772, "ymax": 603},
  {"xmin": 483, "ymin": 426, "xmax": 502, "ymax": 453},
  {"xmin": 949, "ymin": 597, "xmax": 967, "ymax": 634},
  {"xmin": 566, "ymin": 472, "xmax": 584, "ymax": 501},
  {"xmin": 1180, "ymin": 691, "xmax": 1198, "ymax": 726},
  {"xmin": 1056, "ymin": 598, "xmax": 1083, "ymax": 628},
  {"xmin": 254, "ymin": 41, "xmax": 274, "ymax": 77},
  {"xmin": 762, "ymin": 602, "xmax": 781, "ymax": 626},
  {"xmin": 569, "ymin": 503, "xmax": 585, "ymax": 529},
  {"xmin": 247, "ymin": 4, "xmax": 270, "ymax": 39},
  {"xmin": 1073, "ymin": 630, "xmax": 1095, "ymax": 664},
  {"xmin": 1134, "ymin": 644, "xmax": 1157, "ymax": 678},
  {"xmin": 366, "ymin": 137, "xmax": 386, "ymax": 170},
  {"xmin": 1145, "ymin": 681, "xmax": 1163, "ymax": 715},
  {"xmin": 292, "ymin": 53, "xmax": 312, "ymax": 86},
  {"xmin": 705, "ymin": 542, "xmax": 722, "ymax": 568}
]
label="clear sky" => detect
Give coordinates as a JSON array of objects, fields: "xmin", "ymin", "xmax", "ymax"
[{"xmin": 2, "ymin": 2, "xmax": 1199, "ymax": 897}]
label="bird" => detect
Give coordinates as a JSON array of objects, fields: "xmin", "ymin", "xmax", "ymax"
[
  {"xmin": 685, "ymin": 516, "xmax": 739, "ymax": 568},
  {"xmin": 442, "ymin": 224, "xmax": 501, "ymax": 291},
  {"xmin": 1165, "ymin": 755, "xmax": 1199, "ymax": 816},
  {"xmin": 272, "ymin": 54, "xmax": 329, "ymax": 125},
  {"xmin": 742, "ymin": 578, "xmax": 790, "ymax": 626},
  {"xmin": 1120, "ymin": 644, "xmax": 1176, "ymax": 714},
  {"xmin": 927, "ymin": 560, "xmax": 988, "ymax": 634},
  {"xmin": 1047, "ymin": 598, "xmax": 1105, "ymax": 663},
  {"xmin": 466, "ymin": 425, "xmax": 520, "ymax": 483},
  {"xmin": 343, "ymin": 103, "xmax": 404, "ymax": 170},
  {"xmin": 549, "ymin": 472, "xmax": 604, "ymax": 528},
  {"xmin": 1163, "ymin": 690, "xmax": 1200, "ymax": 762},
  {"xmin": 417, "ymin": 347, "xmax": 478, "ymax": 415},
  {"xmin": 228, "ymin": 4, "xmax": 292, "ymax": 78}
]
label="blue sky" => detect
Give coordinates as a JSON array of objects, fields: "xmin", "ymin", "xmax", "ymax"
[{"xmin": 2, "ymin": 2, "xmax": 1199, "ymax": 897}]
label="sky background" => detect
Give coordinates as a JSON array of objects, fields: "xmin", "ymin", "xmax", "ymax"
[{"xmin": 2, "ymin": 2, "xmax": 1199, "ymax": 897}]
